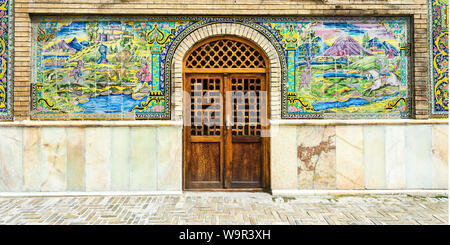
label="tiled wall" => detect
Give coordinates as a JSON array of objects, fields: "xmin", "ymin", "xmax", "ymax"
[
  {"xmin": 271, "ymin": 123, "xmax": 448, "ymax": 190},
  {"xmin": 29, "ymin": 16, "xmax": 411, "ymax": 120},
  {"xmin": 12, "ymin": 0, "xmax": 431, "ymax": 120}
]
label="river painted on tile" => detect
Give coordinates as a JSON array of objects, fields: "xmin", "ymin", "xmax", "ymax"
[
  {"xmin": 312, "ymin": 92, "xmax": 400, "ymax": 111},
  {"xmin": 77, "ymin": 94, "xmax": 148, "ymax": 113}
]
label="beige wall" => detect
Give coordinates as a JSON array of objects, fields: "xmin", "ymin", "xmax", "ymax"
[{"xmin": 14, "ymin": 0, "xmax": 429, "ymax": 120}]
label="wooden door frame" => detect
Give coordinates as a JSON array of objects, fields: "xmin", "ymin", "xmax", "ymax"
[{"xmin": 182, "ymin": 35, "xmax": 271, "ymax": 192}]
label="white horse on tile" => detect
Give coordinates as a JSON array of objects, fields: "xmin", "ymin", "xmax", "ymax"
[{"xmin": 365, "ymin": 69, "xmax": 400, "ymax": 95}]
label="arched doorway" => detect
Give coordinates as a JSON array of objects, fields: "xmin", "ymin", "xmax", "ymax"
[{"xmin": 183, "ymin": 36, "xmax": 271, "ymax": 191}]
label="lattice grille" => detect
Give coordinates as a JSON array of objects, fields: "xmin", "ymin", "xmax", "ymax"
[
  {"xmin": 230, "ymin": 78, "xmax": 262, "ymax": 136},
  {"xmin": 185, "ymin": 39, "xmax": 266, "ymax": 69},
  {"xmin": 190, "ymin": 77, "xmax": 222, "ymax": 136}
]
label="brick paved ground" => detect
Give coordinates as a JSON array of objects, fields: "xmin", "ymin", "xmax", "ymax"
[{"xmin": 0, "ymin": 193, "xmax": 447, "ymax": 225}]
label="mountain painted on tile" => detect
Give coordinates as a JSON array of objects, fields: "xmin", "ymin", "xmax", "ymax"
[
  {"xmin": 68, "ymin": 38, "xmax": 86, "ymax": 51},
  {"xmin": 321, "ymin": 35, "xmax": 372, "ymax": 56}
]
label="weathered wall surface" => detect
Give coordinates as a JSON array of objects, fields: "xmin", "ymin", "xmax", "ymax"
[
  {"xmin": 271, "ymin": 122, "xmax": 448, "ymax": 190},
  {"xmin": 0, "ymin": 124, "xmax": 182, "ymax": 192},
  {"xmin": 13, "ymin": 0, "xmax": 430, "ymax": 120}
]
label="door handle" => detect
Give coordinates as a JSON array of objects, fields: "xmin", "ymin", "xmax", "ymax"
[{"xmin": 226, "ymin": 114, "xmax": 233, "ymax": 130}]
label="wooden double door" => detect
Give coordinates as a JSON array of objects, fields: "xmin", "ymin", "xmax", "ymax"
[{"xmin": 183, "ymin": 72, "xmax": 269, "ymax": 190}]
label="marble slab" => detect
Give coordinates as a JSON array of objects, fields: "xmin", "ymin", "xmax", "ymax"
[
  {"xmin": 364, "ymin": 126, "xmax": 386, "ymax": 189},
  {"xmin": 40, "ymin": 127, "xmax": 67, "ymax": 191},
  {"xmin": 85, "ymin": 128, "xmax": 112, "ymax": 191},
  {"xmin": 384, "ymin": 126, "xmax": 406, "ymax": 189},
  {"xmin": 271, "ymin": 125, "xmax": 297, "ymax": 190},
  {"xmin": 157, "ymin": 126, "xmax": 182, "ymax": 191},
  {"xmin": 0, "ymin": 122, "xmax": 445, "ymax": 193},
  {"xmin": 66, "ymin": 128, "xmax": 85, "ymax": 191},
  {"xmin": 336, "ymin": 126, "xmax": 364, "ymax": 189},
  {"xmin": 296, "ymin": 126, "xmax": 336, "ymax": 189},
  {"xmin": 130, "ymin": 127, "xmax": 157, "ymax": 190},
  {"xmin": 22, "ymin": 127, "xmax": 41, "ymax": 191},
  {"xmin": 432, "ymin": 125, "xmax": 448, "ymax": 189},
  {"xmin": 111, "ymin": 127, "xmax": 131, "ymax": 191},
  {"xmin": 405, "ymin": 125, "xmax": 433, "ymax": 189},
  {"xmin": 0, "ymin": 128, "xmax": 23, "ymax": 191}
]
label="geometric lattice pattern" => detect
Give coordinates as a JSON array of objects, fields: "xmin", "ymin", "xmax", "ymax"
[
  {"xmin": 230, "ymin": 77, "xmax": 263, "ymax": 136},
  {"xmin": 185, "ymin": 39, "xmax": 266, "ymax": 69},
  {"xmin": 189, "ymin": 77, "xmax": 222, "ymax": 136}
]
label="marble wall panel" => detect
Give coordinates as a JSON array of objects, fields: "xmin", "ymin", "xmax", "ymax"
[
  {"xmin": 364, "ymin": 126, "xmax": 386, "ymax": 189},
  {"xmin": 157, "ymin": 126, "xmax": 182, "ymax": 191},
  {"xmin": 40, "ymin": 127, "xmax": 67, "ymax": 191},
  {"xmin": 405, "ymin": 125, "xmax": 433, "ymax": 189},
  {"xmin": 130, "ymin": 127, "xmax": 157, "ymax": 190},
  {"xmin": 111, "ymin": 127, "xmax": 131, "ymax": 191},
  {"xmin": 271, "ymin": 125, "xmax": 297, "ymax": 190},
  {"xmin": 297, "ymin": 126, "xmax": 336, "ymax": 189},
  {"xmin": 0, "ymin": 128, "xmax": 23, "ymax": 191},
  {"xmin": 432, "ymin": 125, "xmax": 448, "ymax": 189},
  {"xmin": 22, "ymin": 127, "xmax": 41, "ymax": 191},
  {"xmin": 85, "ymin": 128, "xmax": 112, "ymax": 191},
  {"xmin": 336, "ymin": 126, "xmax": 364, "ymax": 189},
  {"xmin": 384, "ymin": 126, "xmax": 406, "ymax": 189},
  {"xmin": 66, "ymin": 128, "xmax": 85, "ymax": 191}
]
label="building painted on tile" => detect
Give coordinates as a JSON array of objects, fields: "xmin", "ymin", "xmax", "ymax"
[{"xmin": 0, "ymin": 0, "xmax": 448, "ymax": 194}]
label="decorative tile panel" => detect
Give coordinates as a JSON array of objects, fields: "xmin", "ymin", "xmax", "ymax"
[
  {"xmin": 31, "ymin": 16, "xmax": 411, "ymax": 120},
  {"xmin": 0, "ymin": 0, "xmax": 13, "ymax": 121},
  {"xmin": 429, "ymin": 0, "xmax": 449, "ymax": 118}
]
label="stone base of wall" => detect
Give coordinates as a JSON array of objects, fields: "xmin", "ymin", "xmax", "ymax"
[
  {"xmin": 0, "ymin": 125, "xmax": 182, "ymax": 192},
  {"xmin": 0, "ymin": 122, "xmax": 447, "ymax": 193},
  {"xmin": 271, "ymin": 122, "xmax": 448, "ymax": 191}
]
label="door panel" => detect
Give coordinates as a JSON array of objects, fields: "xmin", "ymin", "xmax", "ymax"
[
  {"xmin": 229, "ymin": 142, "xmax": 262, "ymax": 188},
  {"xmin": 225, "ymin": 74, "xmax": 265, "ymax": 189},
  {"xmin": 188, "ymin": 142, "xmax": 222, "ymax": 188},
  {"xmin": 184, "ymin": 74, "xmax": 224, "ymax": 189}
]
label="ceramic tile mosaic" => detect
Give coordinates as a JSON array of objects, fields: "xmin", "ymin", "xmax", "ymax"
[
  {"xmin": 31, "ymin": 16, "xmax": 411, "ymax": 119},
  {"xmin": 0, "ymin": 0, "xmax": 13, "ymax": 121},
  {"xmin": 429, "ymin": 0, "xmax": 449, "ymax": 118}
]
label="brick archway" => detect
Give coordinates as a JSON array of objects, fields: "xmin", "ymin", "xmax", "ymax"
[{"xmin": 170, "ymin": 22, "xmax": 282, "ymax": 121}]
